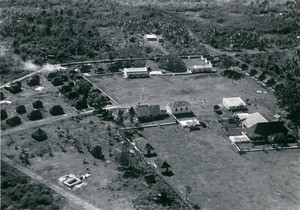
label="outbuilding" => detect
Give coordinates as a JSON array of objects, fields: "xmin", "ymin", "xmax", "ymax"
[
  {"xmin": 243, "ymin": 121, "xmax": 288, "ymax": 142},
  {"xmin": 133, "ymin": 137, "xmax": 156, "ymax": 157},
  {"xmin": 222, "ymin": 97, "xmax": 246, "ymax": 111},
  {"xmin": 123, "ymin": 67, "xmax": 149, "ymax": 79},
  {"xmin": 166, "ymin": 101, "xmax": 191, "ymax": 114}
]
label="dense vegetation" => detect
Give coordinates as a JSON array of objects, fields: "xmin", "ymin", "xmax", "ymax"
[{"xmin": 1, "ymin": 161, "xmax": 64, "ymax": 210}]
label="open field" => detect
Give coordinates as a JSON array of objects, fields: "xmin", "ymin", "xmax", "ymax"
[
  {"xmin": 141, "ymin": 124, "xmax": 300, "ymax": 210},
  {"xmin": 89, "ymin": 74, "xmax": 280, "ymax": 119}
]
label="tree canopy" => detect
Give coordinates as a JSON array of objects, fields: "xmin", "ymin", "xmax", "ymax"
[{"xmin": 159, "ymin": 54, "xmax": 186, "ymax": 72}]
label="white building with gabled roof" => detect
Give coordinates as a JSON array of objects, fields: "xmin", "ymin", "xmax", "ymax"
[{"xmin": 166, "ymin": 101, "xmax": 191, "ymax": 114}]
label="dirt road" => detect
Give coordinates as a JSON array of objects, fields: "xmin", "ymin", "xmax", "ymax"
[{"xmin": 2, "ymin": 157, "xmax": 101, "ymax": 210}]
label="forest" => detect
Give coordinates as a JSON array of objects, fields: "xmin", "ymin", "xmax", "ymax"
[{"xmin": 1, "ymin": 161, "xmax": 65, "ymax": 210}]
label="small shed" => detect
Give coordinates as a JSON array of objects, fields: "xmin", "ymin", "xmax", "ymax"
[
  {"xmin": 222, "ymin": 97, "xmax": 246, "ymax": 111},
  {"xmin": 133, "ymin": 137, "xmax": 156, "ymax": 157},
  {"xmin": 154, "ymin": 158, "xmax": 173, "ymax": 176},
  {"xmin": 166, "ymin": 101, "xmax": 191, "ymax": 114}
]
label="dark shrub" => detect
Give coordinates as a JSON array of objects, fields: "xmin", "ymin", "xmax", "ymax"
[
  {"xmin": 49, "ymin": 105, "xmax": 64, "ymax": 116},
  {"xmin": 80, "ymin": 64, "xmax": 92, "ymax": 73},
  {"xmin": 8, "ymin": 83, "xmax": 22, "ymax": 94},
  {"xmin": 28, "ymin": 110, "xmax": 43, "ymax": 121},
  {"xmin": 31, "ymin": 128, "xmax": 48, "ymax": 142},
  {"xmin": 67, "ymin": 91, "xmax": 79, "ymax": 100},
  {"xmin": 47, "ymin": 72, "xmax": 57, "ymax": 81},
  {"xmin": 159, "ymin": 54, "xmax": 186, "ymax": 72},
  {"xmin": 75, "ymin": 100, "xmax": 88, "ymax": 110},
  {"xmin": 59, "ymin": 85, "xmax": 72, "ymax": 94},
  {"xmin": 27, "ymin": 78, "xmax": 40, "ymax": 86},
  {"xmin": 6, "ymin": 116, "xmax": 21, "ymax": 127},
  {"xmin": 1, "ymin": 109, "xmax": 8, "ymax": 120},
  {"xmin": 0, "ymin": 92, "xmax": 5, "ymax": 100},
  {"xmin": 33, "ymin": 100, "xmax": 43, "ymax": 109},
  {"xmin": 89, "ymin": 145, "xmax": 105, "ymax": 159},
  {"xmin": 51, "ymin": 77, "xmax": 64, "ymax": 86},
  {"xmin": 16, "ymin": 105, "xmax": 27, "ymax": 114}
]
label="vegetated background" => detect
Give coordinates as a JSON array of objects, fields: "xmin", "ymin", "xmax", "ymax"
[{"xmin": 1, "ymin": 161, "xmax": 66, "ymax": 210}]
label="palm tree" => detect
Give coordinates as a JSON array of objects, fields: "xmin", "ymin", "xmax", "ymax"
[{"xmin": 128, "ymin": 106, "xmax": 136, "ymax": 125}]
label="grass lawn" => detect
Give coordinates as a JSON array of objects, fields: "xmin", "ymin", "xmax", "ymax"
[
  {"xmin": 89, "ymin": 73, "xmax": 280, "ymax": 120},
  {"xmin": 141, "ymin": 124, "xmax": 300, "ymax": 210}
]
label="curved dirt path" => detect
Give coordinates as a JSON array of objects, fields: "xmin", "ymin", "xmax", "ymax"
[{"xmin": 2, "ymin": 157, "xmax": 101, "ymax": 210}]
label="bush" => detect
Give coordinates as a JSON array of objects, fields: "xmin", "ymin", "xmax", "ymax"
[
  {"xmin": 89, "ymin": 145, "xmax": 105, "ymax": 159},
  {"xmin": 47, "ymin": 72, "xmax": 57, "ymax": 81},
  {"xmin": 33, "ymin": 100, "xmax": 43, "ymax": 109},
  {"xmin": 7, "ymin": 83, "xmax": 22, "ymax": 94},
  {"xmin": 31, "ymin": 128, "xmax": 48, "ymax": 142},
  {"xmin": 75, "ymin": 100, "xmax": 88, "ymax": 110},
  {"xmin": 51, "ymin": 77, "xmax": 64, "ymax": 86},
  {"xmin": 222, "ymin": 70, "xmax": 243, "ymax": 80},
  {"xmin": 49, "ymin": 105, "xmax": 64, "ymax": 116},
  {"xmin": 6, "ymin": 116, "xmax": 22, "ymax": 127},
  {"xmin": 1, "ymin": 109, "xmax": 8, "ymax": 121},
  {"xmin": 27, "ymin": 78, "xmax": 40, "ymax": 86},
  {"xmin": 28, "ymin": 110, "xmax": 43, "ymax": 121},
  {"xmin": 249, "ymin": 69, "xmax": 257, "ymax": 76},
  {"xmin": 0, "ymin": 92, "xmax": 5, "ymax": 100},
  {"xmin": 67, "ymin": 91, "xmax": 79, "ymax": 100},
  {"xmin": 16, "ymin": 105, "xmax": 27, "ymax": 114}
]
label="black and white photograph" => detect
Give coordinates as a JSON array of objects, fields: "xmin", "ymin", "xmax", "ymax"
[{"xmin": 1, "ymin": 0, "xmax": 299, "ymax": 209}]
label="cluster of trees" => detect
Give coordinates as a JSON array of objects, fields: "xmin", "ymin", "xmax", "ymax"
[
  {"xmin": 158, "ymin": 54, "xmax": 186, "ymax": 72},
  {"xmin": 1, "ymin": 161, "xmax": 63, "ymax": 210},
  {"xmin": 275, "ymin": 83, "xmax": 300, "ymax": 126}
]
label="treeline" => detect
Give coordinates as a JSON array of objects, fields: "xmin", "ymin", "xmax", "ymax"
[{"xmin": 1, "ymin": 161, "xmax": 64, "ymax": 210}]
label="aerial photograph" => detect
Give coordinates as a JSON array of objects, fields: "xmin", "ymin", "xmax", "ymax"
[{"xmin": 0, "ymin": 0, "xmax": 299, "ymax": 209}]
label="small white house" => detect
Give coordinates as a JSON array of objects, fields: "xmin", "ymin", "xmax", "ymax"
[
  {"xmin": 222, "ymin": 97, "xmax": 246, "ymax": 111},
  {"xmin": 166, "ymin": 101, "xmax": 191, "ymax": 114},
  {"xmin": 123, "ymin": 67, "xmax": 149, "ymax": 79},
  {"xmin": 144, "ymin": 34, "xmax": 158, "ymax": 41}
]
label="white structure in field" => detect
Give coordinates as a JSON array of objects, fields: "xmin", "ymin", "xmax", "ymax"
[
  {"xmin": 166, "ymin": 101, "xmax": 191, "ymax": 114},
  {"xmin": 222, "ymin": 97, "xmax": 246, "ymax": 111},
  {"xmin": 144, "ymin": 34, "xmax": 158, "ymax": 41},
  {"xmin": 123, "ymin": 67, "xmax": 149, "ymax": 79},
  {"xmin": 184, "ymin": 56, "xmax": 215, "ymax": 74}
]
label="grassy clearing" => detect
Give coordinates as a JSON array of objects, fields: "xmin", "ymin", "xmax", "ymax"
[
  {"xmin": 89, "ymin": 74, "xmax": 280, "ymax": 119},
  {"xmin": 141, "ymin": 124, "xmax": 300, "ymax": 210}
]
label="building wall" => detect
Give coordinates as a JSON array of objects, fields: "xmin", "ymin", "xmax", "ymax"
[{"xmin": 167, "ymin": 105, "xmax": 191, "ymax": 114}]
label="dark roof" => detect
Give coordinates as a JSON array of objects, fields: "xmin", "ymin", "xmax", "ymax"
[
  {"xmin": 245, "ymin": 121, "xmax": 288, "ymax": 138},
  {"xmin": 134, "ymin": 137, "xmax": 155, "ymax": 152},
  {"xmin": 135, "ymin": 105, "xmax": 161, "ymax": 117},
  {"xmin": 155, "ymin": 158, "xmax": 171, "ymax": 169},
  {"xmin": 168, "ymin": 101, "xmax": 191, "ymax": 108}
]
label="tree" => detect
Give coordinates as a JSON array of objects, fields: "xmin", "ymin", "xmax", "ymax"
[
  {"xmin": 159, "ymin": 54, "xmax": 186, "ymax": 72},
  {"xmin": 116, "ymin": 109, "xmax": 124, "ymax": 126},
  {"xmin": 128, "ymin": 106, "xmax": 136, "ymax": 125},
  {"xmin": 1, "ymin": 109, "xmax": 8, "ymax": 121}
]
